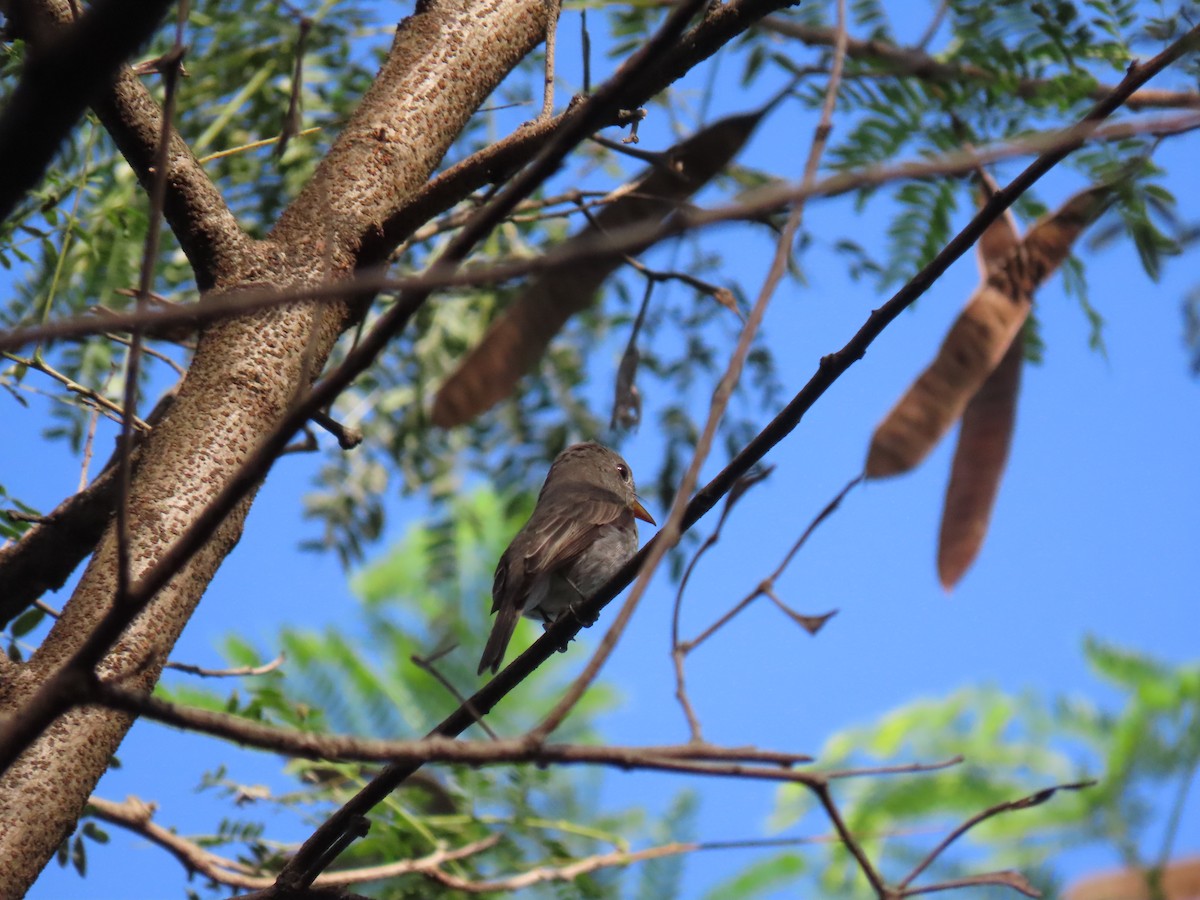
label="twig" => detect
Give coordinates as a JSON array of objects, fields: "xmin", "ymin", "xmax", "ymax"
[
  {"xmin": 580, "ymin": 8, "xmax": 591, "ymax": 94},
  {"xmin": 911, "ymin": 0, "xmax": 948, "ymax": 53},
  {"xmin": 102, "ymin": 332, "xmax": 187, "ymax": 376},
  {"xmin": 311, "ymin": 410, "xmax": 364, "ymax": 450},
  {"xmin": 86, "ymin": 794, "xmax": 500, "ymax": 891},
  {"xmin": 670, "ymin": 464, "xmax": 774, "ymax": 740},
  {"xmin": 677, "ymin": 473, "xmax": 859, "ymax": 652},
  {"xmin": 900, "ymin": 870, "xmax": 1039, "ymax": 898},
  {"xmin": 411, "ymin": 650, "xmax": 499, "ymax": 741},
  {"xmin": 164, "ymin": 653, "xmax": 286, "ymax": 678},
  {"xmin": 539, "ymin": 0, "xmax": 562, "ymax": 119},
  {"xmin": 424, "ymin": 841, "xmax": 697, "ymax": 892},
  {"xmin": 898, "ymin": 780, "xmax": 1095, "ymax": 890},
  {"xmin": 197, "ymin": 127, "xmax": 323, "ymax": 165},
  {"xmin": 0, "ymin": 352, "xmax": 151, "ymax": 432},
  {"xmin": 810, "ymin": 780, "xmax": 886, "ymax": 895}
]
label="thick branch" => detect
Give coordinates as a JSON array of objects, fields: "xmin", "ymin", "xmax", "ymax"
[
  {"xmin": 0, "ymin": 0, "xmax": 176, "ymax": 222},
  {"xmin": 272, "ymin": 0, "xmax": 553, "ymax": 268},
  {"xmin": 373, "ymin": 0, "xmax": 799, "ymax": 257},
  {"xmin": 7, "ymin": 0, "xmax": 251, "ymax": 288}
]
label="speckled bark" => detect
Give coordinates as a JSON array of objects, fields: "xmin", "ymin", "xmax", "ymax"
[{"xmin": 0, "ymin": 0, "xmax": 548, "ymax": 892}]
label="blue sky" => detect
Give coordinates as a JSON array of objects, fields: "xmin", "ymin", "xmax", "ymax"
[{"xmin": 6, "ymin": 2, "xmax": 1199, "ymax": 897}]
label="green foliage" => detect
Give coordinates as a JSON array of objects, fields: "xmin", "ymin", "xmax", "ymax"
[{"xmin": 744, "ymin": 639, "xmax": 1200, "ymax": 897}]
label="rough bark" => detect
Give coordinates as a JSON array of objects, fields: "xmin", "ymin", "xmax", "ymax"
[{"xmin": 0, "ymin": 0, "xmax": 549, "ymax": 892}]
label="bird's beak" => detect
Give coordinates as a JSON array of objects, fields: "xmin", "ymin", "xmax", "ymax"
[{"xmin": 631, "ymin": 498, "xmax": 656, "ymax": 526}]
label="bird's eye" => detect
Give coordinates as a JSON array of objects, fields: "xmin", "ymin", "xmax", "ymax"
[{"xmin": 616, "ymin": 463, "xmax": 630, "ymax": 481}]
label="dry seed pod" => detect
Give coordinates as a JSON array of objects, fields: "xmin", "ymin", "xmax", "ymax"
[
  {"xmin": 866, "ymin": 280, "xmax": 1030, "ymax": 478},
  {"xmin": 935, "ymin": 171, "xmax": 1024, "ymax": 589},
  {"xmin": 867, "ymin": 183, "xmax": 1115, "ymax": 479},
  {"xmin": 431, "ymin": 110, "xmax": 767, "ymax": 429},
  {"xmin": 937, "ymin": 331, "xmax": 1023, "ymax": 589}
]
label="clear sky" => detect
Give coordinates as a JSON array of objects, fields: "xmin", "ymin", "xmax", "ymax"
[{"xmin": 6, "ymin": 2, "xmax": 1198, "ymax": 897}]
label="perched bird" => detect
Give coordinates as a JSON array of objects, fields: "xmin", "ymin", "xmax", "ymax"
[{"xmin": 478, "ymin": 443, "xmax": 655, "ymax": 675}]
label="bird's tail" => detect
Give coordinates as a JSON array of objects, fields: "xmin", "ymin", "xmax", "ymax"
[{"xmin": 477, "ymin": 603, "xmax": 522, "ymax": 676}]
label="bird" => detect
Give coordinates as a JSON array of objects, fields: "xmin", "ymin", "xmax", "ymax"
[{"xmin": 477, "ymin": 442, "xmax": 655, "ymax": 675}]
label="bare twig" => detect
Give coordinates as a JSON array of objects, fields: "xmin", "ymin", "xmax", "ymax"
[
  {"xmin": 810, "ymin": 780, "xmax": 887, "ymax": 895},
  {"xmin": 424, "ymin": 841, "xmax": 696, "ymax": 893},
  {"xmin": 310, "ymin": 410, "xmax": 364, "ymax": 450},
  {"xmin": 164, "ymin": 653, "xmax": 286, "ymax": 679},
  {"xmin": 411, "ymin": 649, "xmax": 499, "ymax": 741},
  {"xmin": 670, "ymin": 464, "xmax": 775, "ymax": 740},
  {"xmin": 102, "ymin": 333, "xmax": 187, "ymax": 376},
  {"xmin": 898, "ymin": 780, "xmax": 1095, "ymax": 891},
  {"xmin": 86, "ymin": 794, "xmax": 500, "ymax": 891},
  {"xmin": 0, "ymin": 352, "xmax": 150, "ymax": 432}
]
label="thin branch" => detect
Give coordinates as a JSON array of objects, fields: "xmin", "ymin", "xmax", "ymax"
[
  {"xmin": 0, "ymin": 352, "xmax": 151, "ymax": 432},
  {"xmin": 671, "ymin": 465, "xmax": 774, "ymax": 740},
  {"xmin": 900, "ymin": 870, "xmax": 1039, "ymax": 898},
  {"xmin": 898, "ymin": 780, "xmax": 1095, "ymax": 890},
  {"xmin": 679, "ymin": 473, "xmax": 857, "ymax": 653},
  {"xmin": 762, "ymin": 15, "xmax": 1200, "ymax": 112},
  {"xmin": 102, "ymin": 333, "xmax": 187, "ymax": 377},
  {"xmin": 410, "ymin": 650, "xmax": 499, "ymax": 741},
  {"xmin": 86, "ymin": 794, "xmax": 500, "ymax": 891},
  {"xmin": 810, "ymin": 781, "xmax": 887, "ymax": 895},
  {"xmin": 310, "ymin": 410, "xmax": 363, "ymax": 450},
  {"xmin": 424, "ymin": 841, "xmax": 698, "ymax": 893},
  {"xmin": 4, "ymin": 108, "xmax": 1197, "ymax": 357},
  {"xmin": 164, "ymin": 654, "xmax": 286, "ymax": 679},
  {"xmin": 912, "ymin": 0, "xmax": 948, "ymax": 52}
]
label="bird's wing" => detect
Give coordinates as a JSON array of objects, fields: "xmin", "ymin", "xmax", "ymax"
[
  {"xmin": 490, "ymin": 484, "xmax": 628, "ymax": 611},
  {"xmin": 479, "ymin": 484, "xmax": 629, "ymax": 676},
  {"xmin": 517, "ymin": 484, "xmax": 629, "ymax": 580}
]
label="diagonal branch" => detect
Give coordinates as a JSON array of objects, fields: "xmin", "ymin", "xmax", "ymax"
[
  {"xmin": 87, "ymin": 794, "xmax": 499, "ymax": 892},
  {"xmin": 7, "ymin": 0, "xmax": 251, "ymax": 287},
  {"xmin": 0, "ymin": 0, "xmax": 177, "ymax": 222},
  {"xmin": 264, "ymin": 21, "xmax": 1200, "ymax": 897},
  {"xmin": 371, "ymin": 0, "xmax": 799, "ymax": 259}
]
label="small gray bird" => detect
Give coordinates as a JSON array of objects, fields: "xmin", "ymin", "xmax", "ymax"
[{"xmin": 478, "ymin": 442, "xmax": 655, "ymax": 675}]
